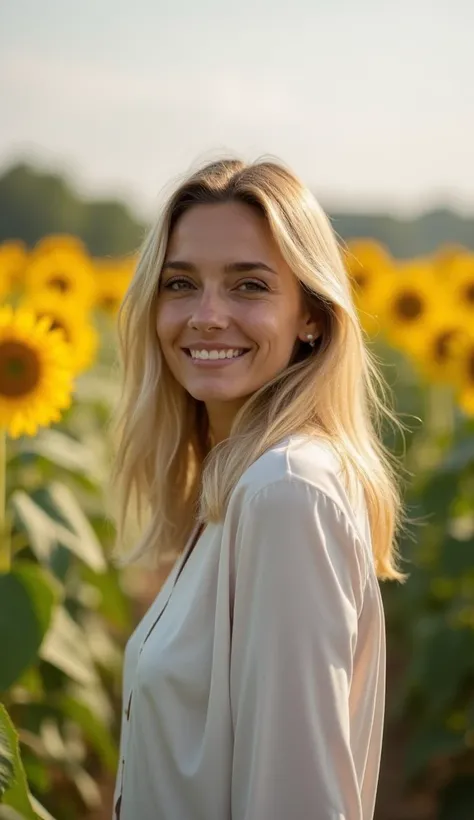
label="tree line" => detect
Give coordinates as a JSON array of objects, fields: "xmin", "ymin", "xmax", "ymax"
[{"xmin": 1, "ymin": 161, "xmax": 473, "ymax": 258}]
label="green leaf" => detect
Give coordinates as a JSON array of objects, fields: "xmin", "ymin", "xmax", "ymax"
[
  {"xmin": 0, "ymin": 706, "xmax": 15, "ymax": 795},
  {"xmin": 0, "ymin": 564, "xmax": 58, "ymax": 690},
  {"xmin": 20, "ymin": 430, "xmax": 104, "ymax": 482},
  {"xmin": 11, "ymin": 493, "xmax": 71, "ymax": 566},
  {"xmin": 47, "ymin": 483, "xmax": 106, "ymax": 572},
  {"xmin": 0, "ymin": 807, "xmax": 25, "ymax": 819},
  {"xmin": 21, "ymin": 754, "xmax": 50, "ymax": 795},
  {"xmin": 59, "ymin": 695, "xmax": 117, "ymax": 772},
  {"xmin": 0, "ymin": 705, "xmax": 36, "ymax": 819},
  {"xmin": 39, "ymin": 608, "xmax": 98, "ymax": 686},
  {"xmin": 11, "ymin": 486, "xmax": 105, "ymax": 573},
  {"xmin": 80, "ymin": 564, "xmax": 132, "ymax": 631},
  {"xmin": 29, "ymin": 795, "xmax": 56, "ymax": 820}
]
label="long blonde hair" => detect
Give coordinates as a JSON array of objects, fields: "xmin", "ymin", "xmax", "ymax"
[{"xmin": 110, "ymin": 157, "xmax": 408, "ymax": 582}]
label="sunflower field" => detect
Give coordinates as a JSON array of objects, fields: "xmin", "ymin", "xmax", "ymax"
[{"xmin": 0, "ymin": 234, "xmax": 473, "ymax": 819}]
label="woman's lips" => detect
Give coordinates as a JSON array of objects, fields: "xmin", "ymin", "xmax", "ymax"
[{"xmin": 182, "ymin": 347, "xmax": 251, "ymax": 365}]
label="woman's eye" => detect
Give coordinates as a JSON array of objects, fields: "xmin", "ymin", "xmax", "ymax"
[
  {"xmin": 163, "ymin": 278, "xmax": 194, "ymax": 291},
  {"xmin": 236, "ymin": 280, "xmax": 268, "ymax": 293}
]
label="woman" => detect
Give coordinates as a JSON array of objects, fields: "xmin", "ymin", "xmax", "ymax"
[{"xmin": 110, "ymin": 157, "xmax": 407, "ymax": 820}]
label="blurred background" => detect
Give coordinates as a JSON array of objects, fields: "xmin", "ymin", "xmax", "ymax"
[{"xmin": 1, "ymin": 2, "xmax": 474, "ymax": 819}]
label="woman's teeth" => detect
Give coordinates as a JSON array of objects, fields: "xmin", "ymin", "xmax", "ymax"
[{"xmin": 190, "ymin": 349, "xmax": 245, "ymax": 360}]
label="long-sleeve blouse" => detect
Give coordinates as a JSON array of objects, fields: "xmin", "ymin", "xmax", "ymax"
[{"xmin": 113, "ymin": 434, "xmax": 386, "ymax": 820}]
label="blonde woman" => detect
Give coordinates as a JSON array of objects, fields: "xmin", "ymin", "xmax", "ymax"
[{"xmin": 111, "ymin": 158, "xmax": 407, "ymax": 820}]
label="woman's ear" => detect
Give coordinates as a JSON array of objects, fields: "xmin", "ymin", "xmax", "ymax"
[
  {"xmin": 298, "ymin": 291, "xmax": 329, "ymax": 346},
  {"xmin": 297, "ymin": 315, "xmax": 323, "ymax": 344}
]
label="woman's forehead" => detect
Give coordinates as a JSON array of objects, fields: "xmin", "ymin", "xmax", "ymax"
[{"xmin": 166, "ymin": 201, "xmax": 282, "ymax": 268}]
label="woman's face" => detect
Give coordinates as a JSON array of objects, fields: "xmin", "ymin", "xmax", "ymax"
[{"xmin": 156, "ymin": 201, "xmax": 319, "ymax": 426}]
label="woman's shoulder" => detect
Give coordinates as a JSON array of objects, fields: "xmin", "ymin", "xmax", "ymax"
[
  {"xmin": 231, "ymin": 434, "xmax": 371, "ymax": 548},
  {"xmin": 235, "ymin": 434, "xmax": 344, "ymax": 501}
]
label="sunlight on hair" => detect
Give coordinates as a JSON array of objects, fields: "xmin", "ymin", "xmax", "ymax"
[{"xmin": 109, "ymin": 157, "xmax": 408, "ymax": 582}]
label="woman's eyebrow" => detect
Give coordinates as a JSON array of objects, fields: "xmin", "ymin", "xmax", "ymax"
[
  {"xmin": 161, "ymin": 260, "xmax": 196, "ymax": 272},
  {"xmin": 162, "ymin": 260, "xmax": 278, "ymax": 275},
  {"xmin": 224, "ymin": 261, "xmax": 278, "ymax": 275}
]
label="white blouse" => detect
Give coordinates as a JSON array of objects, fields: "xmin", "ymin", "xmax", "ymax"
[{"xmin": 113, "ymin": 435, "xmax": 386, "ymax": 820}]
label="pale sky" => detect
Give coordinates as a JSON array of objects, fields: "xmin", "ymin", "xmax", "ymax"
[{"xmin": 1, "ymin": 0, "xmax": 473, "ymax": 219}]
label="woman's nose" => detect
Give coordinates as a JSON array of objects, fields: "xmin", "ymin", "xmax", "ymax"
[{"xmin": 188, "ymin": 290, "xmax": 229, "ymax": 331}]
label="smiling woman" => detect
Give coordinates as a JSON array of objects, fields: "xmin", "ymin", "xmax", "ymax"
[
  {"xmin": 155, "ymin": 201, "xmax": 322, "ymax": 441},
  {"xmin": 109, "ymin": 157, "xmax": 407, "ymax": 820}
]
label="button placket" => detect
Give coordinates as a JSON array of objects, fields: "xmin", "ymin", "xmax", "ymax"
[{"xmin": 113, "ymin": 522, "xmax": 205, "ymax": 817}]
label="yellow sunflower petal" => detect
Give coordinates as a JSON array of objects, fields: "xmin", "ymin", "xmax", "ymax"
[
  {"xmin": 0, "ymin": 306, "xmax": 75, "ymax": 438},
  {"xmin": 404, "ymin": 312, "xmax": 470, "ymax": 385},
  {"xmin": 457, "ymin": 388, "xmax": 474, "ymax": 416},
  {"xmin": 31, "ymin": 234, "xmax": 87, "ymax": 257},
  {"xmin": 370, "ymin": 262, "xmax": 449, "ymax": 355},
  {"xmin": 344, "ymin": 239, "xmax": 397, "ymax": 338},
  {"xmin": 0, "ymin": 240, "xmax": 28, "ymax": 296},
  {"xmin": 446, "ymin": 255, "xmax": 474, "ymax": 315},
  {"xmin": 93, "ymin": 257, "xmax": 134, "ymax": 316},
  {"xmin": 20, "ymin": 293, "xmax": 99, "ymax": 375},
  {"xmin": 24, "ymin": 247, "xmax": 97, "ymax": 308}
]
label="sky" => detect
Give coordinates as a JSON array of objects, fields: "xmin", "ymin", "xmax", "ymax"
[{"xmin": 1, "ymin": 0, "xmax": 473, "ymax": 219}]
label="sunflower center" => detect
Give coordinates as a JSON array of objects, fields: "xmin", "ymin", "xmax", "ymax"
[
  {"xmin": 462, "ymin": 282, "xmax": 474, "ymax": 305},
  {"xmin": 433, "ymin": 330, "xmax": 456, "ymax": 362},
  {"xmin": 353, "ymin": 270, "xmax": 369, "ymax": 290},
  {"xmin": 393, "ymin": 291, "xmax": 424, "ymax": 321},
  {"xmin": 100, "ymin": 296, "xmax": 119, "ymax": 312},
  {"xmin": 0, "ymin": 340, "xmax": 41, "ymax": 397},
  {"xmin": 48, "ymin": 274, "xmax": 71, "ymax": 293}
]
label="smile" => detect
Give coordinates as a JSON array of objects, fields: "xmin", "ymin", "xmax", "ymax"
[{"xmin": 187, "ymin": 348, "xmax": 247, "ymax": 360}]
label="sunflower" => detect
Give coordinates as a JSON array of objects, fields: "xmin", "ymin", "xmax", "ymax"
[
  {"xmin": 432, "ymin": 244, "xmax": 469, "ymax": 277},
  {"xmin": 372, "ymin": 261, "xmax": 444, "ymax": 355},
  {"xmin": 31, "ymin": 234, "xmax": 87, "ymax": 258},
  {"xmin": 93, "ymin": 257, "xmax": 134, "ymax": 316},
  {"xmin": 0, "ymin": 240, "xmax": 28, "ymax": 296},
  {"xmin": 453, "ymin": 330, "xmax": 474, "ymax": 416},
  {"xmin": 444, "ymin": 254, "xmax": 474, "ymax": 316},
  {"xmin": 410, "ymin": 313, "xmax": 470, "ymax": 385},
  {"xmin": 21, "ymin": 293, "xmax": 99, "ymax": 374},
  {"xmin": 344, "ymin": 239, "xmax": 394, "ymax": 335},
  {"xmin": 24, "ymin": 247, "xmax": 97, "ymax": 308},
  {"xmin": 0, "ymin": 305, "xmax": 74, "ymax": 438}
]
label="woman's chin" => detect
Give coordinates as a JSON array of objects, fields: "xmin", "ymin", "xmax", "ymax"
[{"xmin": 187, "ymin": 386, "xmax": 244, "ymax": 404}]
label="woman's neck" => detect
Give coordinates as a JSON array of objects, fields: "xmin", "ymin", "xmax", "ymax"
[{"xmin": 205, "ymin": 399, "xmax": 245, "ymax": 445}]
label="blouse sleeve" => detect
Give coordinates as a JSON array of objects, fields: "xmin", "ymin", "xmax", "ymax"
[{"xmin": 229, "ymin": 476, "xmax": 369, "ymax": 820}]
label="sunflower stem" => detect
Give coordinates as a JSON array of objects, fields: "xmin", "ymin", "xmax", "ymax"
[
  {"xmin": 427, "ymin": 384, "xmax": 455, "ymax": 444},
  {"xmin": 0, "ymin": 427, "xmax": 10, "ymax": 573}
]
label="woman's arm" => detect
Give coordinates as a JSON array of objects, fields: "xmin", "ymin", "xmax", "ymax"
[{"xmin": 230, "ymin": 476, "xmax": 369, "ymax": 820}]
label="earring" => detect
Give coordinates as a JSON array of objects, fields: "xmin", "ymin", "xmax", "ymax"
[{"xmin": 306, "ymin": 333, "xmax": 316, "ymax": 348}]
